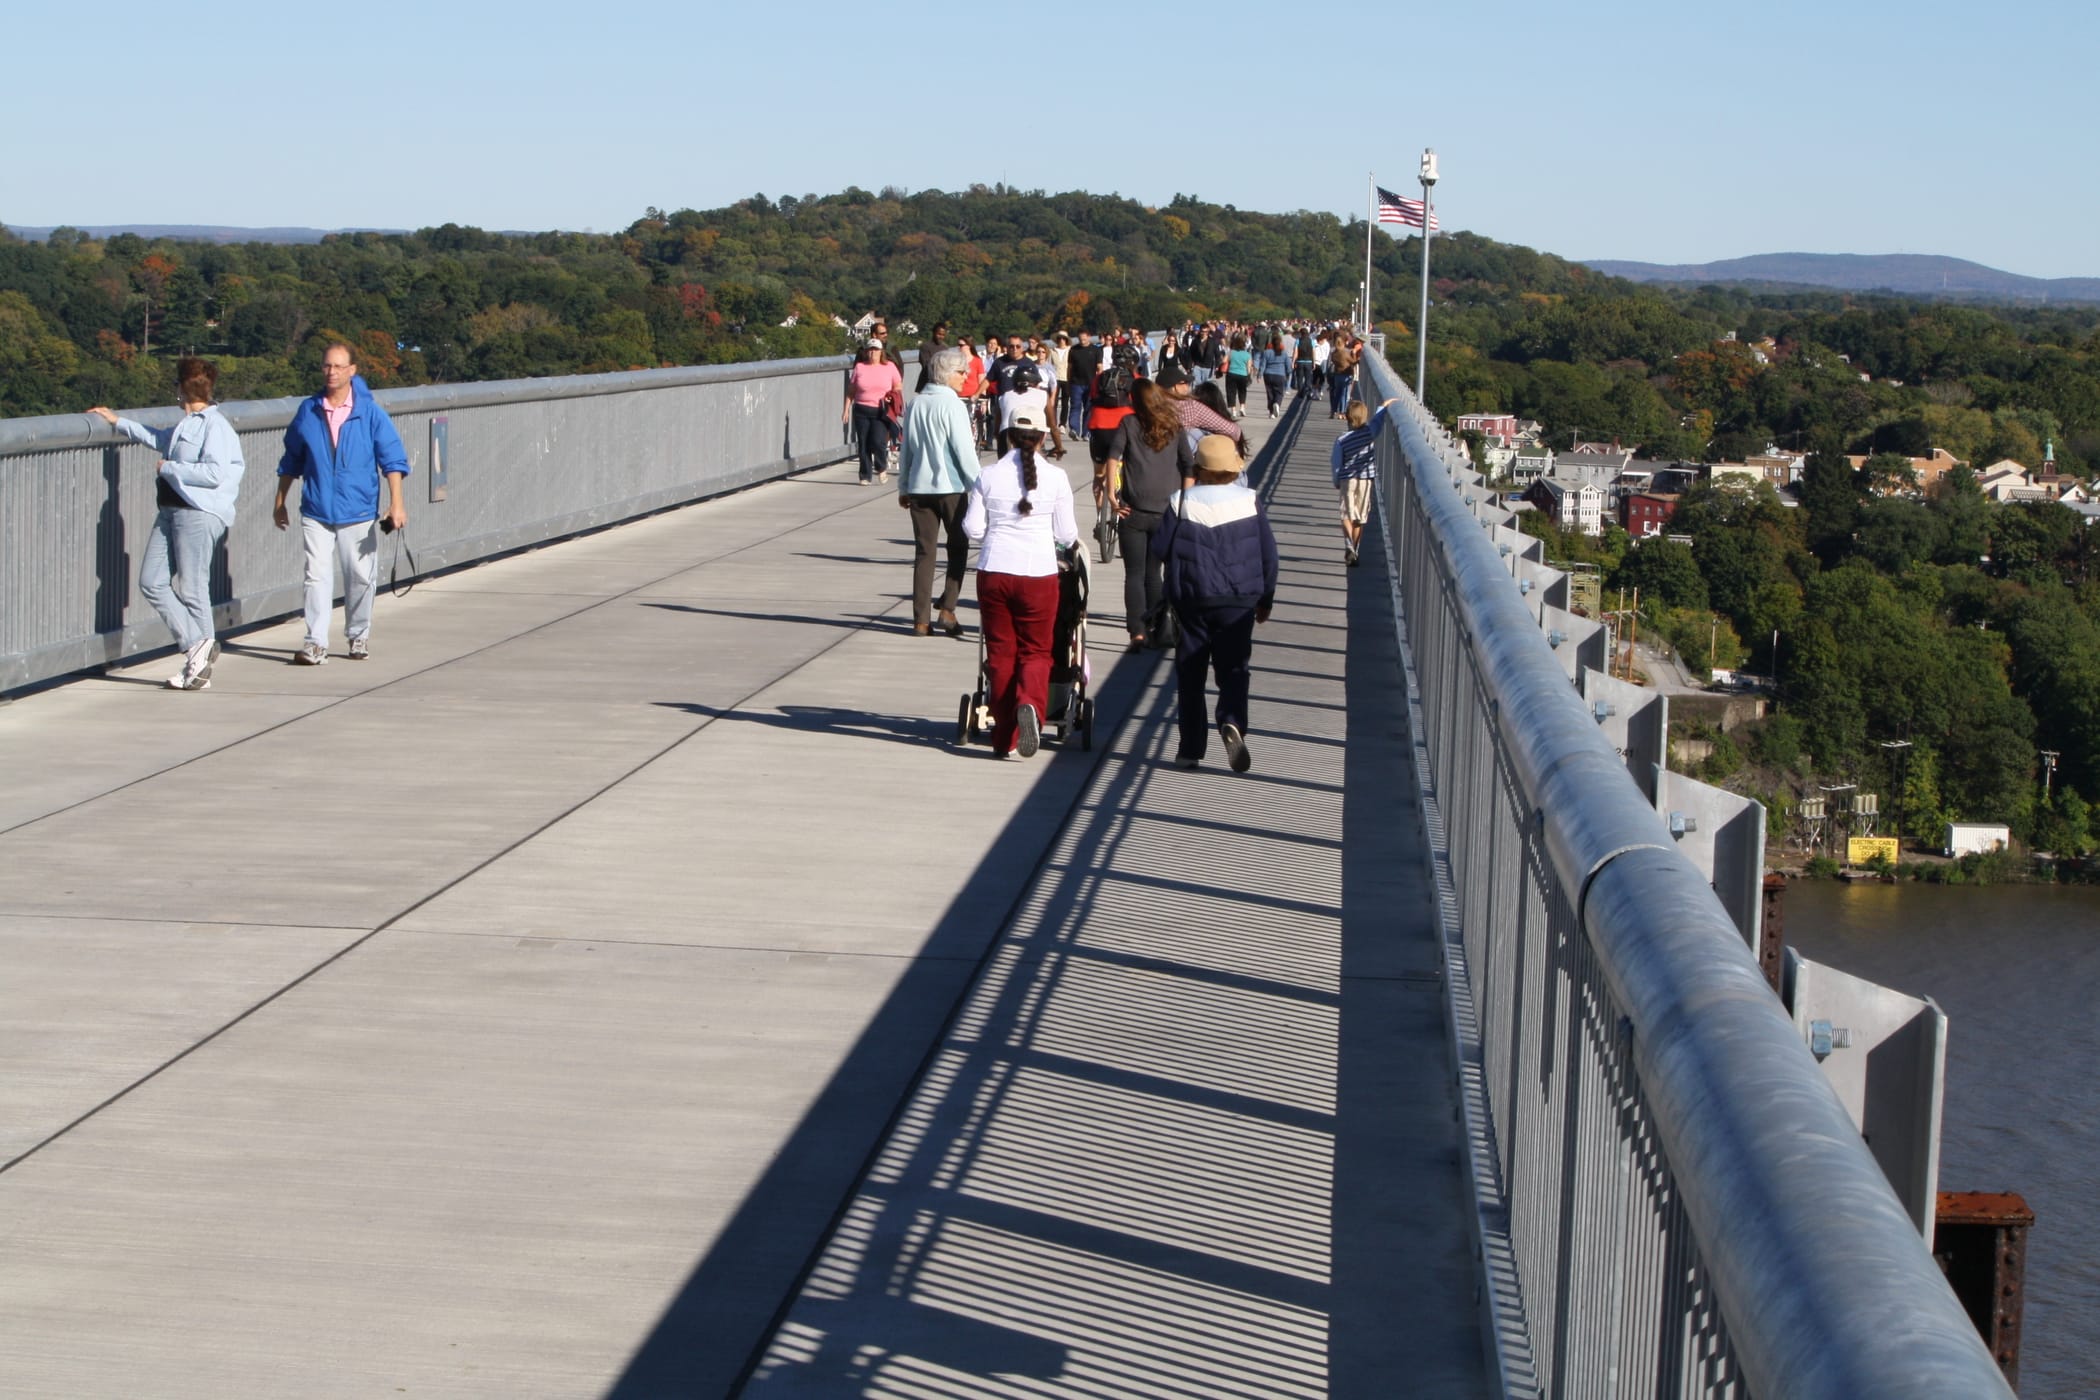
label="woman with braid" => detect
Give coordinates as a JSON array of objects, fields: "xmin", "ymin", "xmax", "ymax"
[{"xmin": 963, "ymin": 409, "xmax": 1079, "ymax": 759}]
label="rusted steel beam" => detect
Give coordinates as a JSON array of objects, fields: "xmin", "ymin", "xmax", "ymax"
[{"xmin": 1935, "ymin": 1191, "xmax": 2034, "ymax": 1390}]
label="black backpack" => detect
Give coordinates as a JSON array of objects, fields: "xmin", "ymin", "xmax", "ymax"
[{"xmin": 1095, "ymin": 352, "xmax": 1135, "ymax": 409}]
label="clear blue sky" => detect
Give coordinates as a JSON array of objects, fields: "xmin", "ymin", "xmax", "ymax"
[{"xmin": 9, "ymin": 0, "xmax": 2093, "ymax": 278}]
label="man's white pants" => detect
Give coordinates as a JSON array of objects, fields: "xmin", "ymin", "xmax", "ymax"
[{"xmin": 301, "ymin": 516, "xmax": 379, "ymax": 648}]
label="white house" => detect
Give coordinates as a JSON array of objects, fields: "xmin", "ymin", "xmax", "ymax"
[{"xmin": 1526, "ymin": 476, "xmax": 1604, "ymax": 536}]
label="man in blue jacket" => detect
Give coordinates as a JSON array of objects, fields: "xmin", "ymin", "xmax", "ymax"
[
  {"xmin": 274, "ymin": 343, "xmax": 409, "ymax": 664},
  {"xmin": 1153, "ymin": 435, "xmax": 1279, "ymax": 773}
]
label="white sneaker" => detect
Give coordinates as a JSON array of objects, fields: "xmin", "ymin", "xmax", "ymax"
[
  {"xmin": 348, "ymin": 636, "xmax": 369, "ymax": 660},
  {"xmin": 1220, "ymin": 722, "xmax": 1252, "ymax": 773},
  {"xmin": 166, "ymin": 638, "xmax": 215, "ymax": 689},
  {"xmin": 1016, "ymin": 704, "xmax": 1041, "ymax": 758},
  {"xmin": 295, "ymin": 642, "xmax": 328, "ymax": 666}
]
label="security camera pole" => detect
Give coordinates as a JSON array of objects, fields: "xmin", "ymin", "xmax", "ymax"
[{"xmin": 1416, "ymin": 147, "xmax": 1438, "ymax": 399}]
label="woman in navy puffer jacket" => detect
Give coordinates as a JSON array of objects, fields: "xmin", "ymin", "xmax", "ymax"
[{"xmin": 1152, "ymin": 434, "xmax": 1279, "ymax": 772}]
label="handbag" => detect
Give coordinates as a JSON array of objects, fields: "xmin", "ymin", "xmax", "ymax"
[{"xmin": 1142, "ymin": 497, "xmax": 1184, "ymax": 649}]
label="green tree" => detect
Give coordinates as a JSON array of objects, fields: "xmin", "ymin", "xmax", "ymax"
[
  {"xmin": 1800, "ymin": 448, "xmax": 1861, "ymax": 565},
  {"xmin": 1616, "ymin": 536, "xmax": 1707, "ymax": 610},
  {"xmin": 1901, "ymin": 744, "xmax": 1947, "ymax": 844},
  {"xmin": 1928, "ymin": 467, "xmax": 1990, "ymax": 566},
  {"xmin": 0, "ymin": 290, "xmax": 81, "ymax": 415},
  {"xmin": 1989, "ymin": 501, "xmax": 2081, "ymax": 584},
  {"xmin": 2030, "ymin": 786, "xmax": 2092, "ymax": 856}
]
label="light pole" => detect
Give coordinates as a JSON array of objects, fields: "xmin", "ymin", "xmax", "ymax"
[
  {"xmin": 2041, "ymin": 749, "xmax": 2060, "ymax": 801},
  {"xmin": 1415, "ymin": 147, "xmax": 1438, "ymax": 400}
]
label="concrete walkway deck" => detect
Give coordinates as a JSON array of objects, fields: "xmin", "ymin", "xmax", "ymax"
[{"xmin": 0, "ymin": 397, "xmax": 1479, "ymax": 1398}]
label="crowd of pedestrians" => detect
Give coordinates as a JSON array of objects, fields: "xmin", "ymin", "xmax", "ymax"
[
  {"xmin": 895, "ymin": 314, "xmax": 1370, "ymax": 771},
  {"xmin": 98, "ymin": 314, "xmax": 1378, "ymax": 781}
]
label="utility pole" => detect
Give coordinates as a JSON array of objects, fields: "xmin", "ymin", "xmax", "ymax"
[
  {"xmin": 1879, "ymin": 739, "xmax": 1912, "ymax": 845},
  {"xmin": 2041, "ymin": 749, "xmax": 2060, "ymax": 801},
  {"xmin": 1628, "ymin": 587, "xmax": 1640, "ymax": 681}
]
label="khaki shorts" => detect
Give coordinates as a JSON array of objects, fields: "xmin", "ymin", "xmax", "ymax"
[{"xmin": 1340, "ymin": 477, "xmax": 1374, "ymax": 524}]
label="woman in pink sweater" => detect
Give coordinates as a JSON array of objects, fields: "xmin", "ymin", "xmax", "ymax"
[{"xmin": 843, "ymin": 343, "xmax": 903, "ymax": 485}]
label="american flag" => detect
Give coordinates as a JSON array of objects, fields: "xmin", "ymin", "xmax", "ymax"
[{"xmin": 1376, "ymin": 185, "xmax": 1440, "ymax": 232}]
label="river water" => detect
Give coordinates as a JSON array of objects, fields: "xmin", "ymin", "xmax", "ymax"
[{"xmin": 1786, "ymin": 881, "xmax": 2100, "ymax": 1399}]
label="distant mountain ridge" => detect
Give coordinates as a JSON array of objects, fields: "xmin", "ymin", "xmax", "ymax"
[
  {"xmin": 5, "ymin": 223, "xmax": 410, "ymax": 244},
  {"xmin": 1583, "ymin": 252, "xmax": 2100, "ymax": 304}
]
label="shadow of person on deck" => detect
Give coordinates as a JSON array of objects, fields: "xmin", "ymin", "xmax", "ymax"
[{"xmin": 651, "ymin": 702, "xmax": 954, "ymax": 750}]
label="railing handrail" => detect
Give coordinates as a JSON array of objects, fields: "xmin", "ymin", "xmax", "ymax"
[
  {"xmin": 0, "ymin": 353, "xmax": 876, "ymax": 457},
  {"xmin": 1363, "ymin": 351, "xmax": 2012, "ymax": 1399}
]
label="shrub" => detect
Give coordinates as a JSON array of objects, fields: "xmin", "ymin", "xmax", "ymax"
[{"xmin": 1747, "ymin": 714, "xmax": 1802, "ymax": 770}]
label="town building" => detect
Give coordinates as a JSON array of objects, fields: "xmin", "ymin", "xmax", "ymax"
[
  {"xmin": 1526, "ymin": 476, "xmax": 1605, "ymax": 536},
  {"xmin": 1975, "ymin": 460, "xmax": 2056, "ymax": 503},
  {"xmin": 1622, "ymin": 491, "xmax": 1682, "ymax": 538},
  {"xmin": 1706, "ymin": 462, "xmax": 1763, "ymax": 488},
  {"xmin": 1746, "ymin": 449, "xmax": 1806, "ymax": 486},
  {"xmin": 1457, "ymin": 412, "xmax": 1519, "ymax": 447},
  {"xmin": 1845, "ymin": 447, "xmax": 1966, "ymax": 495},
  {"xmin": 1553, "ymin": 449, "xmax": 1635, "ymax": 490}
]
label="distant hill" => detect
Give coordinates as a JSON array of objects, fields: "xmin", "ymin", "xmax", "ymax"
[
  {"xmin": 1582, "ymin": 252, "xmax": 2100, "ymax": 304},
  {"xmin": 4, "ymin": 223, "xmax": 409, "ymax": 244}
]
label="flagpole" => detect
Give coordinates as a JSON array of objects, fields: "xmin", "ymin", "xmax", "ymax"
[
  {"xmin": 1416, "ymin": 149, "xmax": 1438, "ymax": 399},
  {"xmin": 1363, "ymin": 173, "xmax": 1375, "ymax": 334}
]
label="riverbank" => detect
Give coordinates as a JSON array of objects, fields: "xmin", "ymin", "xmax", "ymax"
[{"xmin": 1773, "ymin": 847, "xmax": 2100, "ymax": 887}]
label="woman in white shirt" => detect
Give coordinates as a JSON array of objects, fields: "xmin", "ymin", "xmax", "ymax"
[{"xmin": 963, "ymin": 410, "xmax": 1080, "ymax": 758}]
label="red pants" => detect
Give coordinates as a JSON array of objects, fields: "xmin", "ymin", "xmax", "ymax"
[{"xmin": 978, "ymin": 571, "xmax": 1060, "ymax": 754}]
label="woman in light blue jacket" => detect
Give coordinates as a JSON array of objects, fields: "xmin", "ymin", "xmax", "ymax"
[
  {"xmin": 897, "ymin": 345, "xmax": 983, "ymax": 636},
  {"xmin": 89, "ymin": 357, "xmax": 245, "ymax": 690}
]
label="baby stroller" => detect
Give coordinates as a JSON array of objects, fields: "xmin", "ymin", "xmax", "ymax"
[{"xmin": 957, "ymin": 543, "xmax": 1097, "ymax": 751}]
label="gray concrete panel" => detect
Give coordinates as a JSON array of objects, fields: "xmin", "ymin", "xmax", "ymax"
[
  {"xmin": 0, "ymin": 929, "xmax": 973, "ymax": 1400},
  {"xmin": 0, "ymin": 916, "xmax": 367, "ymax": 1162}
]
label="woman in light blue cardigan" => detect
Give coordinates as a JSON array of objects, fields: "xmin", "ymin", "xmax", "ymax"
[{"xmin": 89, "ymin": 357, "xmax": 245, "ymax": 690}]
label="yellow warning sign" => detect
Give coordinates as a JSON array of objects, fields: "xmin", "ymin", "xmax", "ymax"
[{"xmin": 1848, "ymin": 837, "xmax": 1899, "ymax": 865}]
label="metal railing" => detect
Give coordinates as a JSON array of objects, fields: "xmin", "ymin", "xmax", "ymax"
[
  {"xmin": 1363, "ymin": 352, "xmax": 2011, "ymax": 1399},
  {"xmin": 0, "ymin": 356, "xmax": 884, "ymax": 692}
]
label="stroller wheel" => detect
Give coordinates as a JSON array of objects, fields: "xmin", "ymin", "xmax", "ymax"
[
  {"xmin": 956, "ymin": 693, "xmax": 973, "ymax": 746},
  {"xmin": 1080, "ymin": 697, "xmax": 1095, "ymax": 751}
]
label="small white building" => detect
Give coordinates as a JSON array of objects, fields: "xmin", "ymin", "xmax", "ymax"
[{"xmin": 1945, "ymin": 822, "xmax": 2011, "ymax": 858}]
